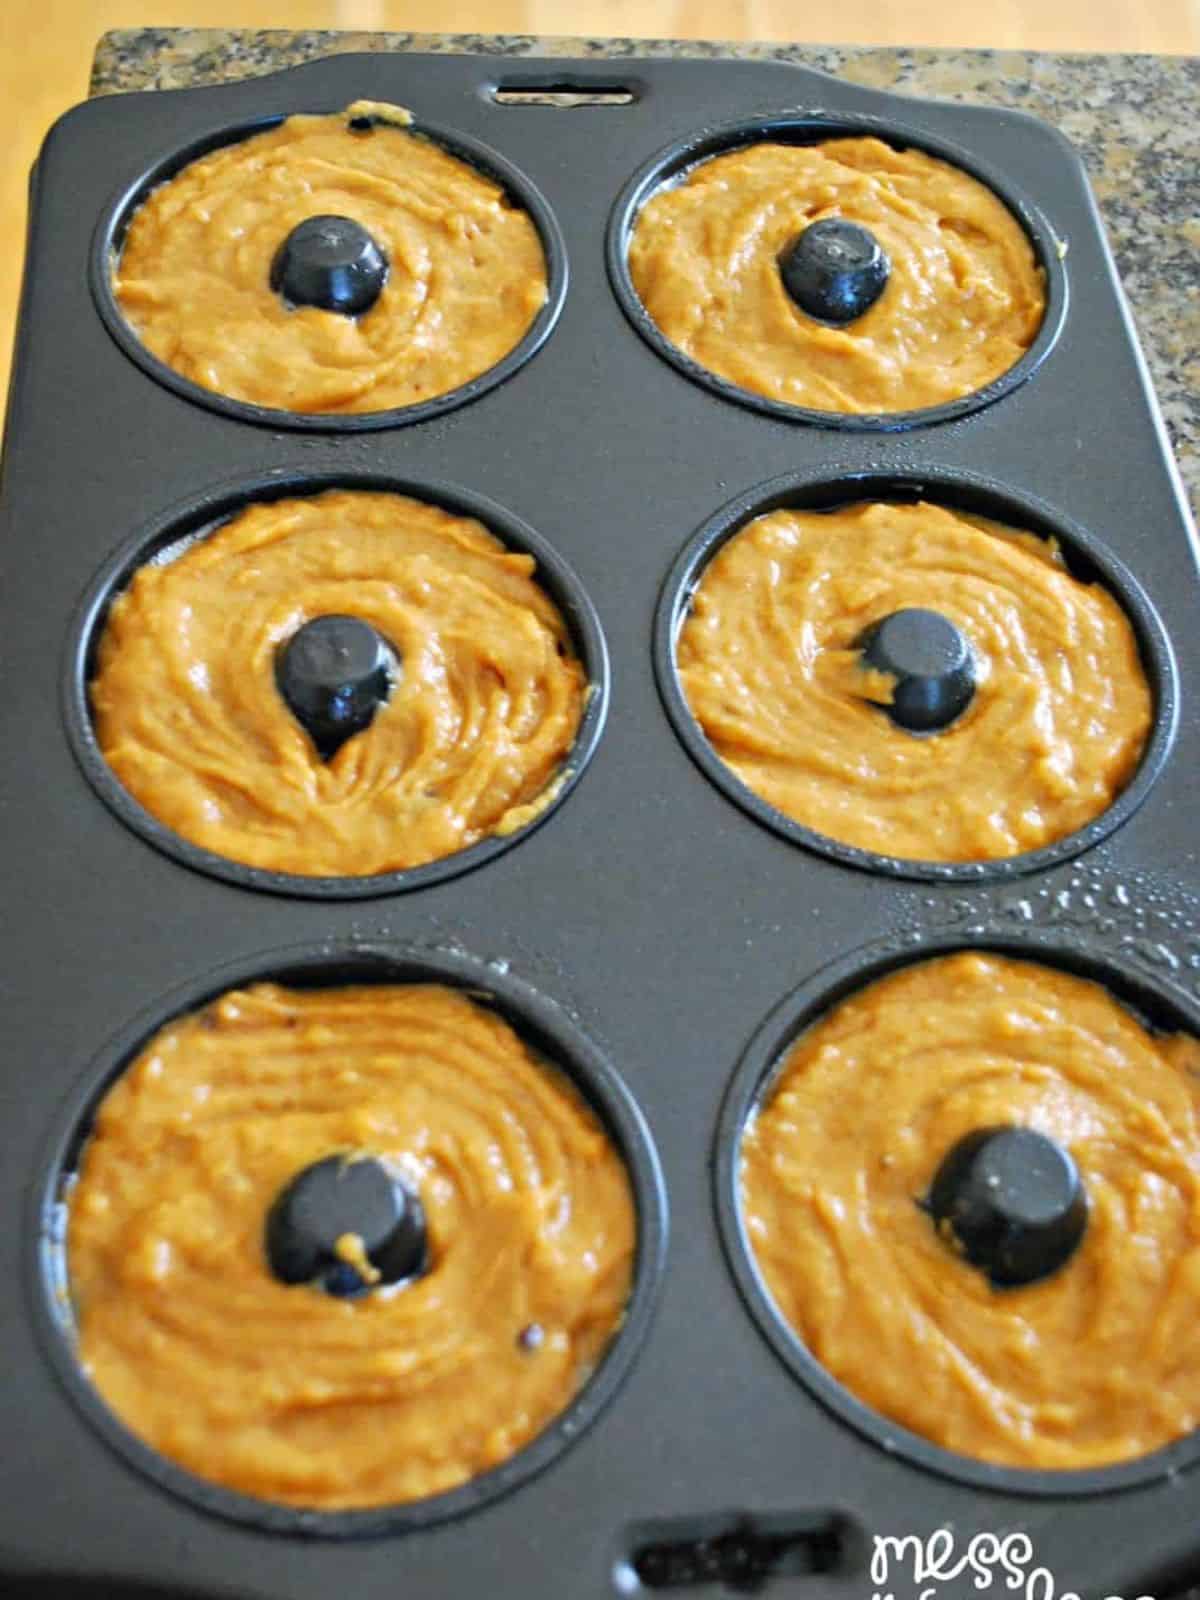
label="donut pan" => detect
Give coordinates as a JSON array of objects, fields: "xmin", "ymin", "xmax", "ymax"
[{"xmin": 2, "ymin": 46, "xmax": 1199, "ymax": 1600}]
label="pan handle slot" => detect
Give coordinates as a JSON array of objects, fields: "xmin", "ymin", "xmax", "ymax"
[
  {"xmin": 489, "ymin": 84, "xmax": 637, "ymax": 107},
  {"xmin": 617, "ymin": 1510, "xmax": 861, "ymax": 1593}
]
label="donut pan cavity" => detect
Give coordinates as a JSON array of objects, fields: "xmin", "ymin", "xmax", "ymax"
[
  {"xmin": 606, "ymin": 110, "xmax": 1068, "ymax": 432},
  {"xmin": 715, "ymin": 925, "xmax": 1200, "ymax": 1501},
  {"xmin": 63, "ymin": 468, "xmax": 609, "ymax": 898},
  {"xmin": 654, "ymin": 465, "xmax": 1179, "ymax": 883},
  {"xmin": 33, "ymin": 941, "xmax": 667, "ymax": 1539},
  {"xmin": 90, "ymin": 111, "xmax": 569, "ymax": 432},
  {"xmin": 3, "ymin": 47, "xmax": 1200, "ymax": 1600}
]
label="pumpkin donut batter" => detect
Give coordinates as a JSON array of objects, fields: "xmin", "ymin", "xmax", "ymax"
[
  {"xmin": 627, "ymin": 137, "xmax": 1046, "ymax": 414},
  {"xmin": 90, "ymin": 489, "xmax": 587, "ymax": 877},
  {"xmin": 675, "ymin": 500, "xmax": 1152, "ymax": 863},
  {"xmin": 113, "ymin": 101, "xmax": 548, "ymax": 414},
  {"xmin": 66, "ymin": 981, "xmax": 636, "ymax": 1510},
  {"xmin": 740, "ymin": 951, "xmax": 1200, "ymax": 1470}
]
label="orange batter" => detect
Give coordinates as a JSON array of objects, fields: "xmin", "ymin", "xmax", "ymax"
[
  {"xmin": 741, "ymin": 952, "xmax": 1200, "ymax": 1470},
  {"xmin": 67, "ymin": 982, "xmax": 636, "ymax": 1509},
  {"xmin": 676, "ymin": 500, "xmax": 1151, "ymax": 862},
  {"xmin": 628, "ymin": 137, "xmax": 1045, "ymax": 413},
  {"xmin": 114, "ymin": 101, "xmax": 548, "ymax": 413},
  {"xmin": 90, "ymin": 489, "xmax": 586, "ymax": 877}
]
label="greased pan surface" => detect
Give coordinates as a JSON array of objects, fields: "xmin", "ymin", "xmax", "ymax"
[{"xmin": 2, "ymin": 49, "xmax": 1199, "ymax": 1600}]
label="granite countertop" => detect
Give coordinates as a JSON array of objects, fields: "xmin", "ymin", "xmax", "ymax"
[{"xmin": 91, "ymin": 29, "xmax": 1199, "ymax": 507}]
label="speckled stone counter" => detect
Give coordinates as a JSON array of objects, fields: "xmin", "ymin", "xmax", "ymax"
[{"xmin": 91, "ymin": 29, "xmax": 1199, "ymax": 510}]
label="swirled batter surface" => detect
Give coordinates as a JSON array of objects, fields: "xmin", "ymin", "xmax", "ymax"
[
  {"xmin": 628, "ymin": 138, "xmax": 1045, "ymax": 414},
  {"xmin": 114, "ymin": 102, "xmax": 547, "ymax": 413},
  {"xmin": 67, "ymin": 982, "xmax": 635, "ymax": 1509},
  {"xmin": 676, "ymin": 501, "xmax": 1151, "ymax": 862},
  {"xmin": 91, "ymin": 489, "xmax": 586, "ymax": 877},
  {"xmin": 741, "ymin": 952, "xmax": 1200, "ymax": 1470}
]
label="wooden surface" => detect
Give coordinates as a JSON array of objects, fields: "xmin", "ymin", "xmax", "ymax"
[{"xmin": 2, "ymin": 2, "xmax": 1199, "ymax": 421}]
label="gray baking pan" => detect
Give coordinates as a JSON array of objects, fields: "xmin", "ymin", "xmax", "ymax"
[{"xmin": 2, "ymin": 48, "xmax": 1199, "ymax": 1600}]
